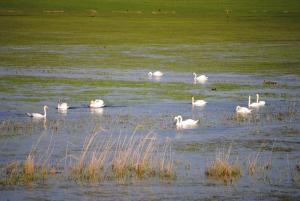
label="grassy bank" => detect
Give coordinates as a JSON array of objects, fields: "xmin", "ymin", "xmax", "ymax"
[{"xmin": 0, "ymin": 0, "xmax": 299, "ymax": 74}]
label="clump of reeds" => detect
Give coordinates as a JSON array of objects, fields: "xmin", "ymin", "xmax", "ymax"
[
  {"xmin": 70, "ymin": 129, "xmax": 98, "ymax": 180},
  {"xmin": 23, "ymin": 154, "xmax": 34, "ymax": 177},
  {"xmin": 205, "ymin": 146, "xmax": 240, "ymax": 183},
  {"xmin": 247, "ymin": 152, "xmax": 260, "ymax": 176},
  {"xmin": 130, "ymin": 134, "xmax": 158, "ymax": 178},
  {"xmin": 111, "ymin": 133, "xmax": 158, "ymax": 179},
  {"xmin": 159, "ymin": 138, "xmax": 174, "ymax": 178},
  {"xmin": 1, "ymin": 161, "xmax": 19, "ymax": 185},
  {"xmin": 68, "ymin": 128, "xmax": 175, "ymax": 182}
]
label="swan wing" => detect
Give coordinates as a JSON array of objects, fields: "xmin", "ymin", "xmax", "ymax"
[
  {"xmin": 153, "ymin": 71, "xmax": 163, "ymax": 76},
  {"xmin": 249, "ymin": 102, "xmax": 260, "ymax": 108},
  {"xmin": 58, "ymin": 103, "xmax": 69, "ymax": 109},
  {"xmin": 182, "ymin": 119, "xmax": 198, "ymax": 125},
  {"xmin": 194, "ymin": 100, "xmax": 206, "ymax": 106},
  {"xmin": 237, "ymin": 107, "xmax": 251, "ymax": 114},
  {"xmin": 259, "ymin": 101, "xmax": 266, "ymax": 106},
  {"xmin": 27, "ymin": 112, "xmax": 44, "ymax": 118},
  {"xmin": 90, "ymin": 100, "xmax": 105, "ymax": 108}
]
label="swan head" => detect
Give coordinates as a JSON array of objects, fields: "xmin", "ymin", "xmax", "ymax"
[
  {"xmin": 193, "ymin": 72, "xmax": 197, "ymax": 77},
  {"xmin": 44, "ymin": 105, "xmax": 48, "ymax": 110},
  {"xmin": 148, "ymin": 72, "xmax": 152, "ymax": 77}
]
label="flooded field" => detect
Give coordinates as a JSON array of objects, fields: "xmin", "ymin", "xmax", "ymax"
[{"xmin": 0, "ymin": 44, "xmax": 300, "ymax": 201}]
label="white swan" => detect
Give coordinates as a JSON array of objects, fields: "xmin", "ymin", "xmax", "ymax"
[
  {"xmin": 193, "ymin": 73, "xmax": 208, "ymax": 83},
  {"xmin": 148, "ymin": 71, "xmax": 163, "ymax": 77},
  {"xmin": 256, "ymin": 94, "xmax": 265, "ymax": 106},
  {"xmin": 192, "ymin": 96, "xmax": 207, "ymax": 107},
  {"xmin": 174, "ymin": 115, "xmax": 199, "ymax": 129},
  {"xmin": 89, "ymin": 99, "xmax": 105, "ymax": 108},
  {"xmin": 57, "ymin": 102, "xmax": 69, "ymax": 110},
  {"xmin": 248, "ymin": 95, "xmax": 260, "ymax": 108},
  {"xmin": 26, "ymin": 105, "xmax": 48, "ymax": 118},
  {"xmin": 236, "ymin": 106, "xmax": 252, "ymax": 114}
]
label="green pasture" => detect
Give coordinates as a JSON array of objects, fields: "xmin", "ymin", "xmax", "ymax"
[{"xmin": 0, "ymin": 0, "xmax": 299, "ymax": 75}]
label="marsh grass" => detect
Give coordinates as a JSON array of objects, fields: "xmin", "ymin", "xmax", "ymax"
[
  {"xmin": 0, "ymin": 152, "xmax": 52, "ymax": 185},
  {"xmin": 205, "ymin": 146, "xmax": 241, "ymax": 183},
  {"xmin": 67, "ymin": 128, "xmax": 175, "ymax": 182},
  {"xmin": 0, "ymin": 130, "xmax": 56, "ymax": 185}
]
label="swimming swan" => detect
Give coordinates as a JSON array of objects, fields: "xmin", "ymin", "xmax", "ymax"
[
  {"xmin": 236, "ymin": 106, "xmax": 252, "ymax": 114},
  {"xmin": 248, "ymin": 95, "xmax": 260, "ymax": 108},
  {"xmin": 193, "ymin": 73, "xmax": 208, "ymax": 83},
  {"xmin": 148, "ymin": 71, "xmax": 163, "ymax": 77},
  {"xmin": 174, "ymin": 115, "xmax": 199, "ymax": 129},
  {"xmin": 256, "ymin": 94, "xmax": 265, "ymax": 106},
  {"xmin": 57, "ymin": 102, "xmax": 69, "ymax": 110},
  {"xmin": 192, "ymin": 96, "xmax": 207, "ymax": 107},
  {"xmin": 26, "ymin": 105, "xmax": 48, "ymax": 118},
  {"xmin": 89, "ymin": 99, "xmax": 105, "ymax": 108}
]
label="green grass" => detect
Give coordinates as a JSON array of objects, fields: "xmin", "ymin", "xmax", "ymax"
[
  {"xmin": 0, "ymin": 75, "xmax": 199, "ymax": 100},
  {"xmin": 208, "ymin": 82, "xmax": 259, "ymax": 91},
  {"xmin": 0, "ymin": 0, "xmax": 299, "ymax": 74}
]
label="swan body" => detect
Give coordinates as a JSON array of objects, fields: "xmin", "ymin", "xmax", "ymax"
[
  {"xmin": 57, "ymin": 102, "xmax": 69, "ymax": 110},
  {"xmin": 256, "ymin": 94, "xmax": 265, "ymax": 106},
  {"xmin": 89, "ymin": 99, "xmax": 105, "ymax": 108},
  {"xmin": 148, "ymin": 71, "xmax": 163, "ymax": 77},
  {"xmin": 248, "ymin": 95, "xmax": 260, "ymax": 108},
  {"xmin": 193, "ymin": 73, "xmax": 208, "ymax": 83},
  {"xmin": 26, "ymin": 105, "xmax": 48, "ymax": 118},
  {"xmin": 192, "ymin": 96, "xmax": 207, "ymax": 107},
  {"xmin": 174, "ymin": 115, "xmax": 199, "ymax": 129},
  {"xmin": 236, "ymin": 106, "xmax": 252, "ymax": 114}
]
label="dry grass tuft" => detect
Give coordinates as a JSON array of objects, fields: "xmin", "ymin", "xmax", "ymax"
[
  {"xmin": 205, "ymin": 146, "xmax": 240, "ymax": 183},
  {"xmin": 23, "ymin": 154, "xmax": 34, "ymax": 176},
  {"xmin": 68, "ymin": 129, "xmax": 175, "ymax": 182}
]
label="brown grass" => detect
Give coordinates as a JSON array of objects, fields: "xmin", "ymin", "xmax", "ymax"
[
  {"xmin": 205, "ymin": 146, "xmax": 241, "ymax": 183},
  {"xmin": 68, "ymin": 128, "xmax": 175, "ymax": 182},
  {"xmin": 1, "ymin": 127, "xmax": 175, "ymax": 185},
  {"xmin": 159, "ymin": 138, "xmax": 174, "ymax": 178},
  {"xmin": 23, "ymin": 154, "xmax": 34, "ymax": 176}
]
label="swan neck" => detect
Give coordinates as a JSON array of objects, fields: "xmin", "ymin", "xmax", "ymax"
[
  {"xmin": 256, "ymin": 94, "xmax": 259, "ymax": 103},
  {"xmin": 44, "ymin": 107, "xmax": 47, "ymax": 117},
  {"xmin": 192, "ymin": 97, "xmax": 194, "ymax": 104},
  {"xmin": 178, "ymin": 116, "xmax": 182, "ymax": 123},
  {"xmin": 248, "ymin": 96, "xmax": 251, "ymax": 107}
]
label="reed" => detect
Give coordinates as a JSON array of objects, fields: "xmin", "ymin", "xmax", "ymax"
[
  {"xmin": 23, "ymin": 154, "xmax": 34, "ymax": 177},
  {"xmin": 159, "ymin": 138, "xmax": 174, "ymax": 178},
  {"xmin": 205, "ymin": 146, "xmax": 240, "ymax": 183}
]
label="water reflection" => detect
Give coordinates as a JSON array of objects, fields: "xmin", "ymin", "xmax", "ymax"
[
  {"xmin": 57, "ymin": 108, "xmax": 68, "ymax": 115},
  {"xmin": 90, "ymin": 108, "xmax": 104, "ymax": 115}
]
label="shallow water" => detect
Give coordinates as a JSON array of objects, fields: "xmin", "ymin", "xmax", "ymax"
[{"xmin": 0, "ymin": 45, "xmax": 300, "ymax": 200}]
